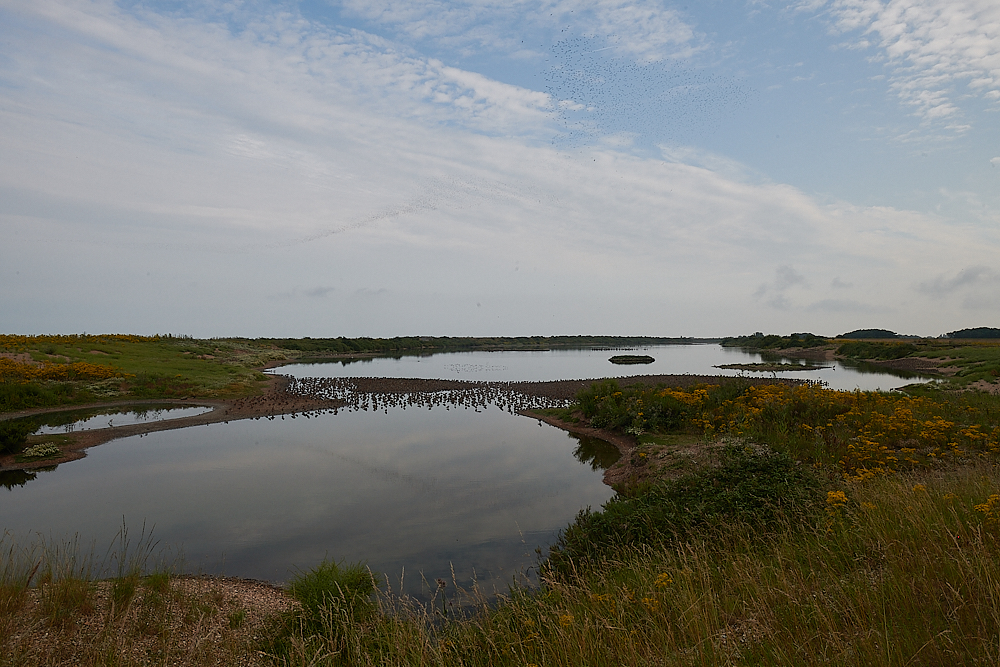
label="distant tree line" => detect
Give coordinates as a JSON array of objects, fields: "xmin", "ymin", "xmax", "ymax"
[
  {"xmin": 248, "ymin": 336, "xmax": 711, "ymax": 355},
  {"xmin": 946, "ymin": 327, "xmax": 1000, "ymax": 339},
  {"xmin": 720, "ymin": 333, "xmax": 828, "ymax": 350}
]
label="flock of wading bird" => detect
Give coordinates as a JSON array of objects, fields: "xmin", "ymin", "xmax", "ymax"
[
  {"xmin": 220, "ymin": 373, "xmax": 784, "ymax": 422},
  {"xmin": 223, "ymin": 376, "xmax": 581, "ymax": 421}
]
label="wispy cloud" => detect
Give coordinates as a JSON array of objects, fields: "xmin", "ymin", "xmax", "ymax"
[
  {"xmin": 336, "ymin": 0, "xmax": 702, "ymax": 62},
  {"xmin": 755, "ymin": 266, "xmax": 810, "ymax": 309},
  {"xmin": 918, "ymin": 265, "xmax": 1000, "ymax": 296},
  {"xmin": 817, "ymin": 0, "xmax": 1000, "ymax": 131}
]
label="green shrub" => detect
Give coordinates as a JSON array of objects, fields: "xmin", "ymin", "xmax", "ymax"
[
  {"xmin": 0, "ymin": 382, "xmax": 57, "ymax": 412},
  {"xmin": 0, "ymin": 420, "xmax": 35, "ymax": 455},
  {"xmin": 576, "ymin": 380, "xmax": 751, "ymax": 434},
  {"xmin": 546, "ymin": 445, "xmax": 824, "ymax": 575},
  {"xmin": 288, "ymin": 559, "xmax": 377, "ymax": 628},
  {"xmin": 837, "ymin": 341, "xmax": 917, "ymax": 360}
]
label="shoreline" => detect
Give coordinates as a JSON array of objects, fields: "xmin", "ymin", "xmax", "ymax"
[
  {"xmin": 1, "ymin": 372, "xmax": 794, "ymax": 474},
  {"xmin": 0, "ymin": 373, "xmax": 345, "ymax": 472},
  {"xmin": 519, "ymin": 408, "xmax": 641, "ymax": 487}
]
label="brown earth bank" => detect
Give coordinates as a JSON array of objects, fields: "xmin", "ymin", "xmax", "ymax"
[{"xmin": 0, "ymin": 374, "xmax": 345, "ymax": 472}]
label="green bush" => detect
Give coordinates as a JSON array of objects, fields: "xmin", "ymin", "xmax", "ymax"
[
  {"xmin": 288, "ymin": 559, "xmax": 377, "ymax": 628},
  {"xmin": 263, "ymin": 559, "xmax": 379, "ymax": 660},
  {"xmin": 837, "ymin": 341, "xmax": 917, "ymax": 360},
  {"xmin": 545, "ymin": 445, "xmax": 824, "ymax": 575},
  {"xmin": 0, "ymin": 419, "xmax": 35, "ymax": 454},
  {"xmin": 721, "ymin": 333, "xmax": 828, "ymax": 349},
  {"xmin": 0, "ymin": 382, "xmax": 61, "ymax": 411},
  {"xmin": 576, "ymin": 379, "xmax": 747, "ymax": 434}
]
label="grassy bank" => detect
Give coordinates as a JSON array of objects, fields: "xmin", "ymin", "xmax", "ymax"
[
  {"xmin": 721, "ymin": 332, "xmax": 1000, "ymax": 390},
  {"xmin": 0, "ymin": 334, "xmax": 714, "ymax": 415},
  {"xmin": 3, "ymin": 379, "xmax": 1000, "ymax": 665},
  {"xmin": 0, "ymin": 334, "xmax": 292, "ymax": 413}
]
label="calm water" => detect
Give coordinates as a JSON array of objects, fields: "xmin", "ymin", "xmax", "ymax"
[
  {"xmin": 33, "ymin": 405, "xmax": 213, "ymax": 434},
  {"xmin": 1, "ymin": 406, "xmax": 616, "ymax": 596},
  {"xmin": 274, "ymin": 344, "xmax": 930, "ymax": 392}
]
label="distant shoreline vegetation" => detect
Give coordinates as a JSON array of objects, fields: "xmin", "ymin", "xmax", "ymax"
[
  {"xmin": 720, "ymin": 332, "xmax": 827, "ymax": 349},
  {"xmin": 254, "ymin": 335, "xmax": 720, "ymax": 354},
  {"xmin": 947, "ymin": 327, "xmax": 1000, "ymax": 339}
]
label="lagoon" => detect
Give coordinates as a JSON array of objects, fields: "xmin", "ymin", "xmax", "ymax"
[
  {"xmin": 1, "ymin": 404, "xmax": 615, "ymax": 597},
  {"xmin": 274, "ymin": 343, "xmax": 928, "ymax": 392}
]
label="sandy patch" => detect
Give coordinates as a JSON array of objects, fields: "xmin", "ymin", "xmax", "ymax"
[
  {"xmin": 969, "ymin": 379, "xmax": 1000, "ymax": 395},
  {"xmin": 2, "ymin": 575, "xmax": 295, "ymax": 666},
  {"xmin": 0, "ymin": 352, "xmax": 39, "ymax": 365}
]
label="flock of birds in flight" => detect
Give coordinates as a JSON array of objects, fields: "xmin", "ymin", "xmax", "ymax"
[{"xmin": 544, "ymin": 35, "xmax": 753, "ymax": 149}]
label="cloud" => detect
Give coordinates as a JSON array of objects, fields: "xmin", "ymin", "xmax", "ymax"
[
  {"xmin": 303, "ymin": 286, "xmax": 337, "ymax": 298},
  {"xmin": 917, "ymin": 265, "xmax": 1000, "ymax": 296},
  {"xmin": 992, "ymin": 157, "xmax": 1000, "ymax": 167},
  {"xmin": 5, "ymin": 0, "xmax": 556, "ymax": 142},
  {"xmin": 817, "ymin": 0, "xmax": 1000, "ymax": 130},
  {"xmin": 268, "ymin": 286, "xmax": 338, "ymax": 300},
  {"xmin": 2, "ymin": 0, "xmax": 1000, "ymax": 336},
  {"xmin": 805, "ymin": 299, "xmax": 889, "ymax": 314},
  {"xmin": 755, "ymin": 266, "xmax": 809, "ymax": 303},
  {"xmin": 335, "ymin": 0, "xmax": 702, "ymax": 62}
]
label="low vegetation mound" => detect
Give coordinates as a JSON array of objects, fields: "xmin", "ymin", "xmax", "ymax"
[
  {"xmin": 947, "ymin": 327, "xmax": 1000, "ymax": 339},
  {"xmin": 837, "ymin": 341, "xmax": 918, "ymax": 360},
  {"xmin": 608, "ymin": 355, "xmax": 654, "ymax": 365},
  {"xmin": 546, "ymin": 445, "xmax": 824, "ymax": 575},
  {"xmin": 838, "ymin": 328, "xmax": 900, "ymax": 339}
]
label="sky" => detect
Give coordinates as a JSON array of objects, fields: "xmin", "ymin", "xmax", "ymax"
[{"xmin": 1, "ymin": 0, "xmax": 998, "ymax": 338}]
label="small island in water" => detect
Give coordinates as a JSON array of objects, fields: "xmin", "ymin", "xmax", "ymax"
[
  {"xmin": 609, "ymin": 354, "xmax": 655, "ymax": 365},
  {"xmin": 715, "ymin": 362, "xmax": 830, "ymax": 372}
]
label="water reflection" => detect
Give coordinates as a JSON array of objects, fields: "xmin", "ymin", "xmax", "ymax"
[
  {"xmin": 0, "ymin": 469, "xmax": 40, "ymax": 490},
  {"xmin": 28, "ymin": 405, "xmax": 213, "ymax": 434},
  {"xmin": 836, "ymin": 358, "xmax": 929, "ymax": 379},
  {"xmin": 571, "ymin": 435, "xmax": 621, "ymax": 471},
  {"xmin": 0, "ymin": 407, "xmax": 615, "ymax": 597}
]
